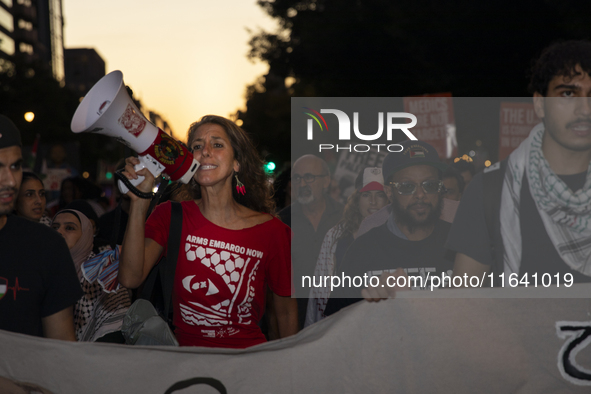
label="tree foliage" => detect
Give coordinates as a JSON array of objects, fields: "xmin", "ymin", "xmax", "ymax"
[{"xmin": 238, "ymin": 0, "xmax": 591, "ymax": 163}]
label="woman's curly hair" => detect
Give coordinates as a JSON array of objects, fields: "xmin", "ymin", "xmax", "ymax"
[{"xmin": 187, "ymin": 115, "xmax": 275, "ymax": 214}]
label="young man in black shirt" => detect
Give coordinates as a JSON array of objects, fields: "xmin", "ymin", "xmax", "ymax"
[
  {"xmin": 0, "ymin": 115, "xmax": 82, "ymax": 340},
  {"xmin": 448, "ymin": 40, "xmax": 591, "ymax": 284}
]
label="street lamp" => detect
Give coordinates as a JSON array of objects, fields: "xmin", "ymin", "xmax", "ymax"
[{"xmin": 24, "ymin": 112, "xmax": 35, "ymax": 122}]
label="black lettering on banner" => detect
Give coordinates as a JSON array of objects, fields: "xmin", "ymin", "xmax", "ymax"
[
  {"xmin": 165, "ymin": 377, "xmax": 227, "ymax": 393},
  {"xmin": 556, "ymin": 321, "xmax": 591, "ymax": 386}
]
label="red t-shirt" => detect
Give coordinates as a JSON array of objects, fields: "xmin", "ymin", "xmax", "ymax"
[{"xmin": 145, "ymin": 201, "xmax": 292, "ymax": 348}]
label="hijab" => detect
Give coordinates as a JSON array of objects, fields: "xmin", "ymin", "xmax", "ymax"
[{"xmin": 53, "ymin": 209, "xmax": 94, "ymax": 279}]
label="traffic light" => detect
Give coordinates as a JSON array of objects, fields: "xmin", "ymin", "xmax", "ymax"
[{"xmin": 264, "ymin": 161, "xmax": 276, "ymax": 173}]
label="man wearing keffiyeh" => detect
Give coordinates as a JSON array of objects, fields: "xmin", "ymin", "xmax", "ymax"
[{"xmin": 447, "ymin": 40, "xmax": 591, "ymax": 284}]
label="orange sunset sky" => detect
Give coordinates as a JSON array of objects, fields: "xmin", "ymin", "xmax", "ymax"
[{"xmin": 63, "ymin": 0, "xmax": 278, "ymax": 141}]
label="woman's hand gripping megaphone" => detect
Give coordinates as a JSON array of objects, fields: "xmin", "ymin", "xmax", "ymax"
[
  {"xmin": 115, "ymin": 154, "xmax": 169, "ymax": 199},
  {"xmin": 120, "ymin": 156, "xmax": 158, "ymax": 201}
]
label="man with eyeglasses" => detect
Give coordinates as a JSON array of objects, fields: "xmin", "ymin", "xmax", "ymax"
[
  {"xmin": 279, "ymin": 154, "xmax": 344, "ymax": 329},
  {"xmin": 325, "ymin": 141, "xmax": 455, "ymax": 314}
]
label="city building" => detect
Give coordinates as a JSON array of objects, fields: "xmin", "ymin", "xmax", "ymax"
[
  {"xmin": 0, "ymin": 0, "xmax": 15, "ymax": 73},
  {"xmin": 64, "ymin": 47, "xmax": 105, "ymax": 97},
  {"xmin": 1, "ymin": 0, "xmax": 65, "ymax": 83},
  {"xmin": 36, "ymin": 0, "xmax": 64, "ymax": 83}
]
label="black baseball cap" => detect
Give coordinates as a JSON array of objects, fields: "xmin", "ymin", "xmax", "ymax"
[
  {"xmin": 0, "ymin": 115, "xmax": 22, "ymax": 149},
  {"xmin": 382, "ymin": 140, "xmax": 448, "ymax": 182}
]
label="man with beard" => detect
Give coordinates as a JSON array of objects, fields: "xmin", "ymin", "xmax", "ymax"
[
  {"xmin": 0, "ymin": 115, "xmax": 82, "ymax": 340},
  {"xmin": 279, "ymin": 154, "xmax": 344, "ymax": 328},
  {"xmin": 449, "ymin": 40, "xmax": 591, "ymax": 284},
  {"xmin": 325, "ymin": 141, "xmax": 454, "ymax": 315}
]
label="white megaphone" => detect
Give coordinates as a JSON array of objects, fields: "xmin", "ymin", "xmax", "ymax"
[{"xmin": 71, "ymin": 70, "xmax": 199, "ymax": 198}]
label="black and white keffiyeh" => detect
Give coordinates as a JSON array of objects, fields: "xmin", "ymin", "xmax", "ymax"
[{"xmin": 500, "ymin": 123, "xmax": 591, "ymax": 277}]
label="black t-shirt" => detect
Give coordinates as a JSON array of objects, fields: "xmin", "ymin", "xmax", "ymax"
[
  {"xmin": 0, "ymin": 215, "xmax": 83, "ymax": 337},
  {"xmin": 446, "ymin": 171, "xmax": 591, "ymax": 283},
  {"xmin": 325, "ymin": 219, "xmax": 454, "ymax": 315}
]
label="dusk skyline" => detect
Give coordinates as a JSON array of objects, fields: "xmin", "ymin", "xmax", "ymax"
[{"xmin": 63, "ymin": 0, "xmax": 278, "ymax": 140}]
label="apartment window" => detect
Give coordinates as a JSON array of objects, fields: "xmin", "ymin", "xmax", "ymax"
[
  {"xmin": 19, "ymin": 42, "xmax": 33, "ymax": 54},
  {"xmin": 0, "ymin": 5, "xmax": 13, "ymax": 31},
  {"xmin": 0, "ymin": 57, "xmax": 14, "ymax": 74},
  {"xmin": 18, "ymin": 19, "xmax": 33, "ymax": 30},
  {"xmin": 0, "ymin": 30, "xmax": 14, "ymax": 55}
]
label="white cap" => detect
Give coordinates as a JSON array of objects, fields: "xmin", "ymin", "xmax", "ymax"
[{"xmin": 359, "ymin": 167, "xmax": 384, "ymax": 192}]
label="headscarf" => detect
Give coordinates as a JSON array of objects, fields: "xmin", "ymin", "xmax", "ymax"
[
  {"xmin": 54, "ymin": 210, "xmax": 131, "ymax": 342},
  {"xmin": 53, "ymin": 209, "xmax": 94, "ymax": 279}
]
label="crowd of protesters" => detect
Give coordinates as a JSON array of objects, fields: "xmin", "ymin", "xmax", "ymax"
[{"xmin": 1, "ymin": 39, "xmax": 591, "ymax": 348}]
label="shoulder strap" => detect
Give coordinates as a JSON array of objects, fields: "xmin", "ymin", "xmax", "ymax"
[
  {"xmin": 138, "ymin": 201, "xmax": 183, "ymax": 322},
  {"xmin": 161, "ymin": 201, "xmax": 183, "ymax": 323},
  {"xmin": 482, "ymin": 159, "xmax": 507, "ymax": 277}
]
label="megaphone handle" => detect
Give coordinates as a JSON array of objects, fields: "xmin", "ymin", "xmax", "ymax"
[
  {"xmin": 116, "ymin": 172, "xmax": 149, "ymax": 198},
  {"xmin": 116, "ymin": 154, "xmax": 164, "ymax": 198}
]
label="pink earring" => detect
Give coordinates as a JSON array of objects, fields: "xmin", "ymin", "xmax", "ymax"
[{"xmin": 235, "ymin": 175, "xmax": 246, "ymax": 195}]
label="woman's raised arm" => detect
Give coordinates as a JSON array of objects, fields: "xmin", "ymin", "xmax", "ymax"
[{"xmin": 118, "ymin": 157, "xmax": 163, "ymax": 289}]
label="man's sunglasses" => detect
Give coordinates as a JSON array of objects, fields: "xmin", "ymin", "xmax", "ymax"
[{"xmin": 388, "ymin": 180, "xmax": 443, "ymax": 195}]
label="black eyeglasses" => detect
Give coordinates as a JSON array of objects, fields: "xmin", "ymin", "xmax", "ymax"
[
  {"xmin": 292, "ymin": 173, "xmax": 328, "ymax": 184},
  {"xmin": 389, "ymin": 180, "xmax": 443, "ymax": 195}
]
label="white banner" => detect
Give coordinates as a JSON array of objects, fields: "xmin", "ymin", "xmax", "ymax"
[{"xmin": 1, "ymin": 285, "xmax": 591, "ymax": 393}]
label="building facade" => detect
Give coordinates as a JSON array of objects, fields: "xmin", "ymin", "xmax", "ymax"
[
  {"xmin": 0, "ymin": 0, "xmax": 15, "ymax": 73},
  {"xmin": 1, "ymin": 0, "xmax": 65, "ymax": 83},
  {"xmin": 64, "ymin": 47, "xmax": 105, "ymax": 97}
]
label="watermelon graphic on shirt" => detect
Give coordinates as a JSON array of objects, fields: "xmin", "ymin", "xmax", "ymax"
[{"xmin": 181, "ymin": 245, "xmax": 261, "ymax": 327}]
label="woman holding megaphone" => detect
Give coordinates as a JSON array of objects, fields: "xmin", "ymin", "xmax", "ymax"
[{"xmin": 118, "ymin": 115, "xmax": 297, "ymax": 348}]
